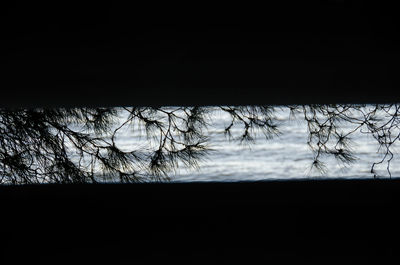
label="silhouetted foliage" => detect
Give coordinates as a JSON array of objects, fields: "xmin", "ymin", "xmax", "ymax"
[
  {"xmin": 289, "ymin": 104, "xmax": 400, "ymax": 177},
  {"xmin": 0, "ymin": 105, "xmax": 399, "ymax": 184}
]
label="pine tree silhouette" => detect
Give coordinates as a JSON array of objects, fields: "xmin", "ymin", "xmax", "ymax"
[{"xmin": 0, "ymin": 104, "xmax": 399, "ymax": 184}]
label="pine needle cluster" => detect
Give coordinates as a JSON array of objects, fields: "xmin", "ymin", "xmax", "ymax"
[{"xmin": 1, "ymin": 104, "xmax": 399, "ymax": 184}]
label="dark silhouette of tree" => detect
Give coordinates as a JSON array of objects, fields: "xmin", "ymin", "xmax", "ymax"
[
  {"xmin": 289, "ymin": 104, "xmax": 400, "ymax": 178},
  {"xmin": 0, "ymin": 105, "xmax": 399, "ymax": 184}
]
